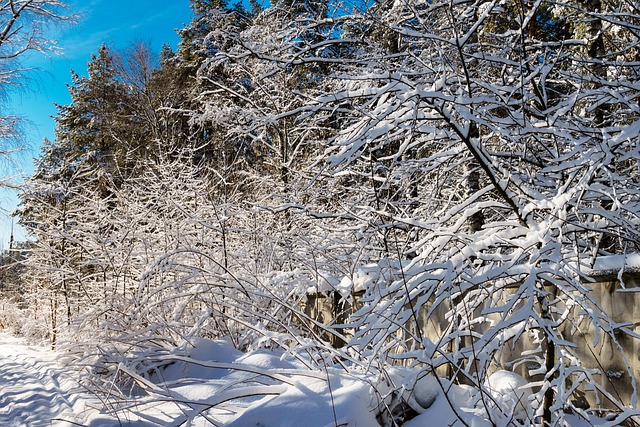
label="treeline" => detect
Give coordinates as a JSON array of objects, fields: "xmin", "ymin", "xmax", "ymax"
[{"xmin": 4, "ymin": 0, "xmax": 640, "ymax": 424}]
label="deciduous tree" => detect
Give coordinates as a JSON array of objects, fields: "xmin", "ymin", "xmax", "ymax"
[{"xmin": 0, "ymin": 0, "xmax": 73, "ymax": 153}]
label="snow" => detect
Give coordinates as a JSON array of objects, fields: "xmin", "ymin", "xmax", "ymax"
[
  {"xmin": 0, "ymin": 334, "xmax": 626, "ymax": 426},
  {"xmin": 406, "ymin": 374, "xmax": 440, "ymax": 412},
  {"xmin": 0, "ymin": 332, "xmax": 495, "ymax": 426},
  {"xmin": 225, "ymin": 375, "xmax": 378, "ymax": 427},
  {"xmin": 587, "ymin": 253, "xmax": 640, "ymax": 277},
  {"xmin": 0, "ymin": 333, "xmax": 97, "ymax": 427},
  {"xmin": 485, "ymin": 370, "xmax": 532, "ymax": 420},
  {"xmin": 404, "ymin": 384, "xmax": 492, "ymax": 427}
]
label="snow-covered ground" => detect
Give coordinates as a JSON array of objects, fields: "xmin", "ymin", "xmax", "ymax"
[
  {"xmin": 0, "ymin": 333, "xmax": 614, "ymax": 426},
  {"xmin": 0, "ymin": 333, "xmax": 98, "ymax": 427},
  {"xmin": 0, "ymin": 332, "xmax": 489, "ymax": 426}
]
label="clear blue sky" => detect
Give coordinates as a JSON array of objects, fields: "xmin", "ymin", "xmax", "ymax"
[
  {"xmin": 1, "ymin": 0, "xmax": 196, "ymax": 249},
  {"xmin": 16, "ymin": 0, "xmax": 194, "ymax": 140}
]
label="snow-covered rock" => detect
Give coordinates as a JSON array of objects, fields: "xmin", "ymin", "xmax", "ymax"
[
  {"xmin": 406, "ymin": 374, "xmax": 440, "ymax": 413},
  {"xmin": 485, "ymin": 370, "xmax": 532, "ymax": 420}
]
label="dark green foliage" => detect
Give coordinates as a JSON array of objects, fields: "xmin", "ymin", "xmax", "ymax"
[
  {"xmin": 53, "ymin": 44, "xmax": 146, "ymax": 183},
  {"xmin": 483, "ymin": 1, "xmax": 569, "ymax": 43},
  {"xmin": 248, "ymin": 0, "xmax": 264, "ymax": 14},
  {"xmin": 0, "ymin": 242, "xmax": 30, "ymax": 296},
  {"xmin": 271, "ymin": 0, "xmax": 328, "ymax": 17}
]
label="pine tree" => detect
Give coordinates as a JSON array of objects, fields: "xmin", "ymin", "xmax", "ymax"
[
  {"xmin": 54, "ymin": 45, "xmax": 133, "ymax": 186},
  {"xmin": 177, "ymin": 0, "xmax": 229, "ymax": 71}
]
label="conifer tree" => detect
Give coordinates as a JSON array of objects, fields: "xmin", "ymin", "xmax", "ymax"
[{"xmin": 54, "ymin": 45, "xmax": 132, "ymax": 185}]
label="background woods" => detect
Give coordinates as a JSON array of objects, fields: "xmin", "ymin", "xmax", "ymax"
[{"xmin": 2, "ymin": 0, "xmax": 640, "ymax": 426}]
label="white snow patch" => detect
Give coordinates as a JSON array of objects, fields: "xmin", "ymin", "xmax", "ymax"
[
  {"xmin": 0, "ymin": 333, "xmax": 100, "ymax": 426},
  {"xmin": 588, "ymin": 253, "xmax": 640, "ymax": 276},
  {"xmin": 0, "ymin": 335, "xmax": 622, "ymax": 426},
  {"xmin": 485, "ymin": 370, "xmax": 532, "ymax": 420}
]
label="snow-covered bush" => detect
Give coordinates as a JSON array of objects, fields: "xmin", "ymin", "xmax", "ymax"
[
  {"xmin": 11, "ymin": 0, "xmax": 640, "ymax": 425},
  {"xmin": 0, "ymin": 294, "xmax": 51, "ymax": 341}
]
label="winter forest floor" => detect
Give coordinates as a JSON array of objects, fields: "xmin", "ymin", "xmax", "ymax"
[
  {"xmin": 0, "ymin": 330, "xmax": 613, "ymax": 427},
  {"xmin": 0, "ymin": 331, "xmax": 382, "ymax": 427},
  {"xmin": 0, "ymin": 333, "xmax": 97, "ymax": 426}
]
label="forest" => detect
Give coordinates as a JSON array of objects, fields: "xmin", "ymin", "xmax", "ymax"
[{"xmin": 1, "ymin": 0, "xmax": 640, "ymax": 425}]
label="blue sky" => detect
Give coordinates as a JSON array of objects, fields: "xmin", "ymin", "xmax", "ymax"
[
  {"xmin": 1, "ymin": 0, "xmax": 196, "ymax": 248},
  {"xmin": 13, "ymin": 0, "xmax": 192, "ymax": 149}
]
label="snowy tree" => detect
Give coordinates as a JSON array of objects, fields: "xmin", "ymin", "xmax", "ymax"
[
  {"xmin": 18, "ymin": 138, "xmax": 111, "ymax": 346},
  {"xmin": 9, "ymin": 0, "xmax": 640, "ymax": 425},
  {"xmin": 167, "ymin": 0, "xmax": 640, "ymax": 424},
  {"xmin": 287, "ymin": 0, "xmax": 640, "ymax": 424},
  {"xmin": 54, "ymin": 44, "xmax": 144, "ymax": 184}
]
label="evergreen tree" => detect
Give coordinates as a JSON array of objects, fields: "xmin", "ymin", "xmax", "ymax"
[
  {"xmin": 177, "ymin": 0, "xmax": 229, "ymax": 71},
  {"xmin": 54, "ymin": 44, "xmax": 133, "ymax": 186}
]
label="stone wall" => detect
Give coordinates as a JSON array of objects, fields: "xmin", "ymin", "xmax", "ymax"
[
  {"xmin": 565, "ymin": 275, "xmax": 640, "ymax": 408},
  {"xmin": 305, "ymin": 273, "xmax": 640, "ymax": 409}
]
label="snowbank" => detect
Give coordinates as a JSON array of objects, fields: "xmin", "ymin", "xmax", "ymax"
[{"xmin": 0, "ymin": 333, "xmax": 620, "ymax": 426}]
